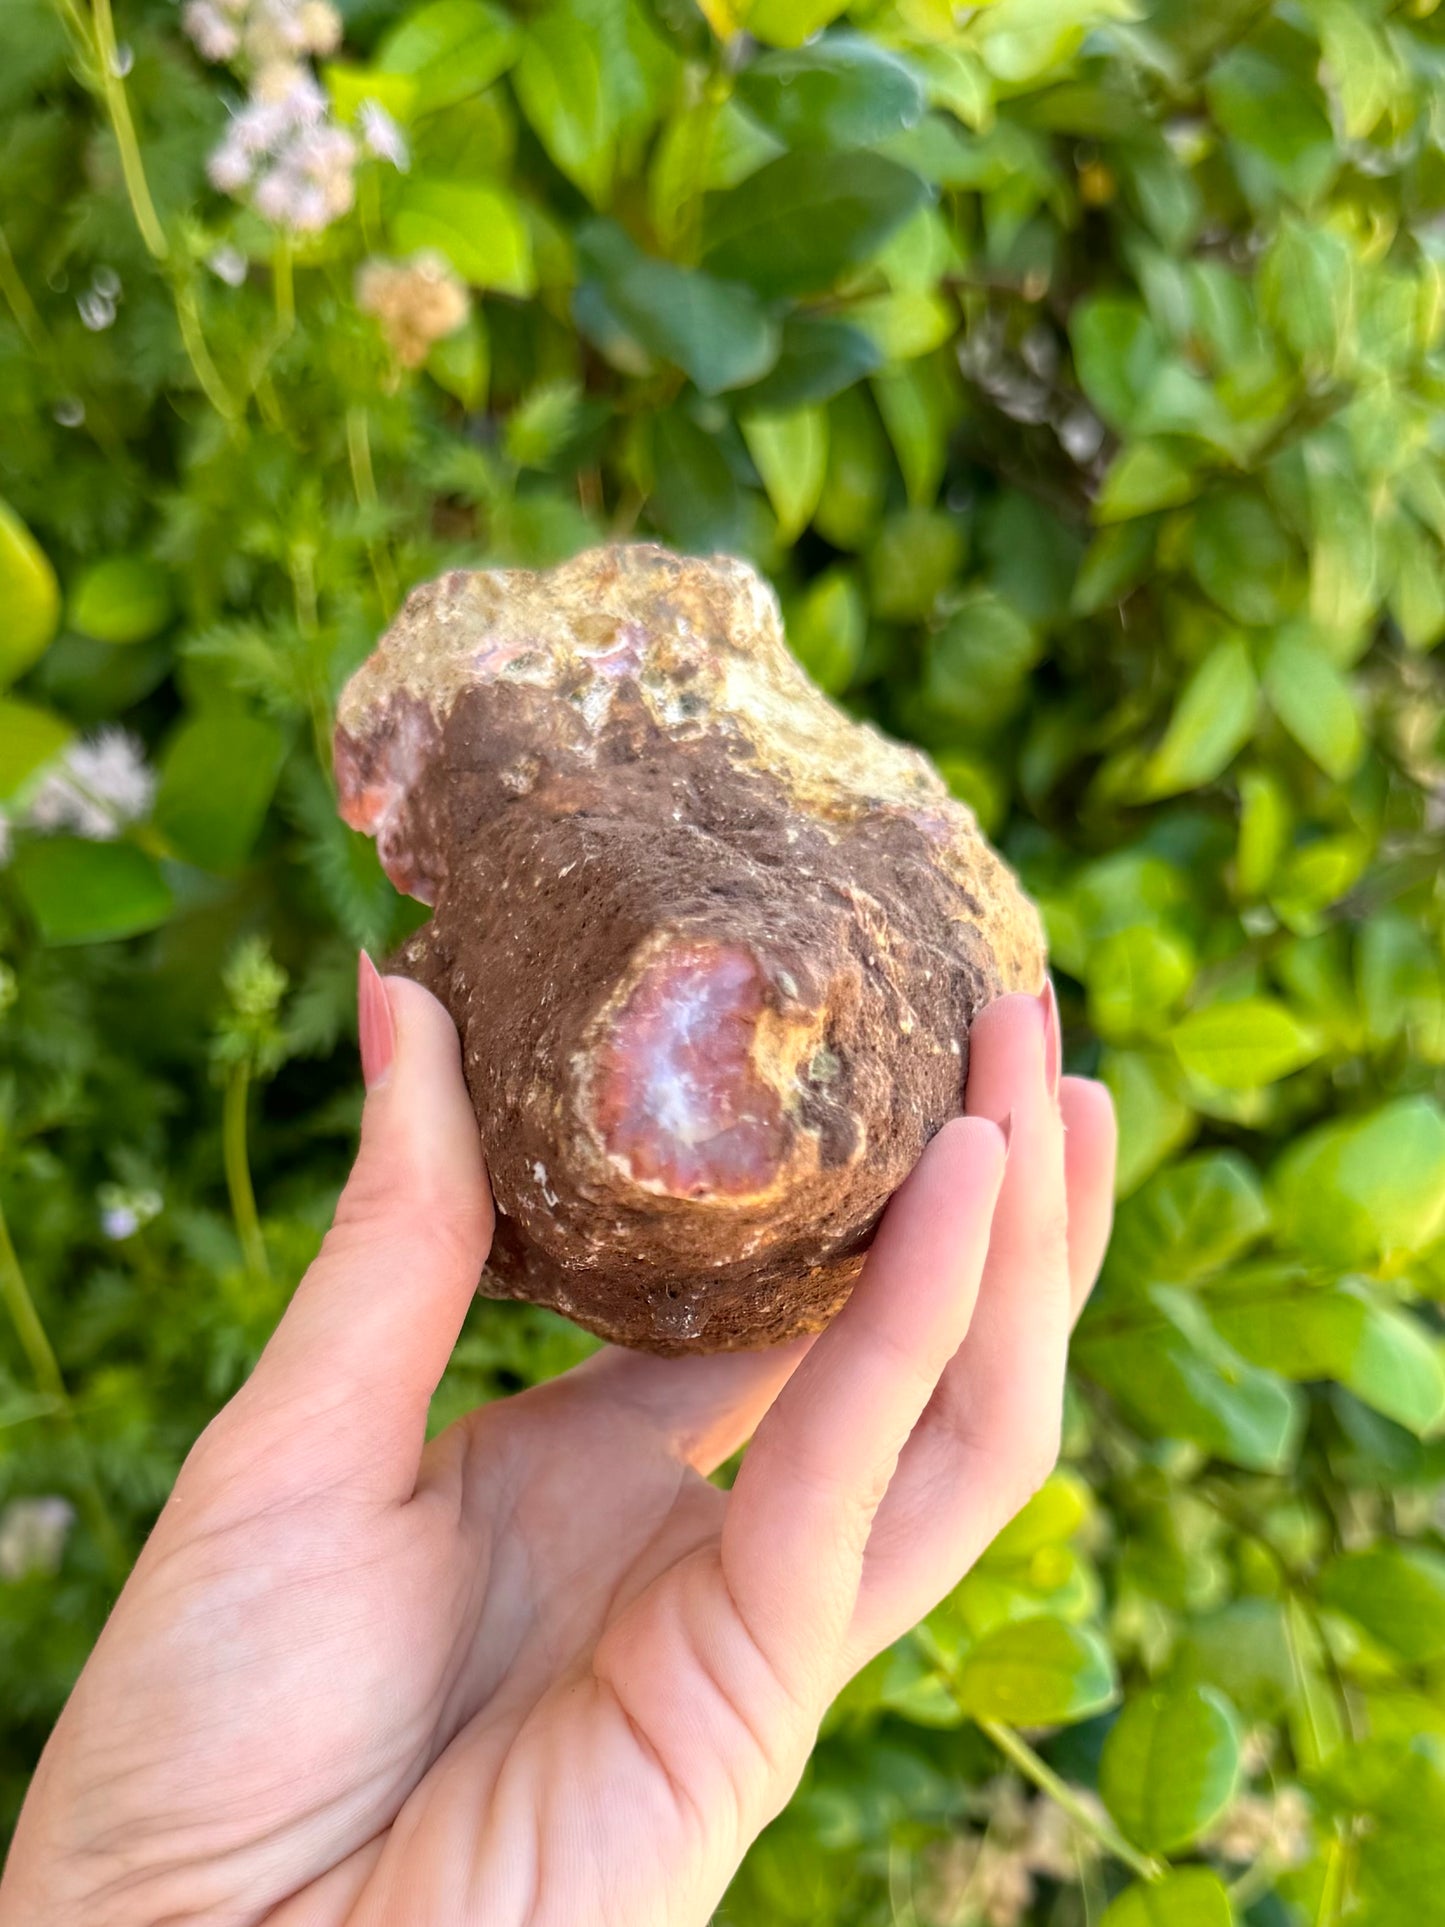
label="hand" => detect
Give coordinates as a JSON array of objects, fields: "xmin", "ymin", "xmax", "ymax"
[{"xmin": 0, "ymin": 971, "xmax": 1116, "ymax": 1927}]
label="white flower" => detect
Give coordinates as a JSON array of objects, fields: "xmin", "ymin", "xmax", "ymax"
[
  {"xmin": 207, "ymin": 242, "xmax": 249, "ymax": 286},
  {"xmin": 0, "ymin": 1498, "xmax": 75, "ymax": 1581},
  {"xmin": 358, "ymin": 99, "xmax": 408, "ymax": 170},
  {"xmin": 183, "ymin": 0, "xmax": 241, "ymax": 60},
  {"xmin": 27, "ymin": 729, "xmax": 156, "ymax": 840},
  {"xmin": 98, "ymin": 1183, "xmax": 164, "ymax": 1240},
  {"xmin": 295, "ymin": 0, "xmax": 341, "ymax": 54},
  {"xmin": 1210, "ymin": 1787, "xmax": 1312, "ymax": 1867},
  {"xmin": 207, "ymin": 137, "xmax": 255, "ymax": 194}
]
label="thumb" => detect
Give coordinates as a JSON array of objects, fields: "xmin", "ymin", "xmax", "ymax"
[{"xmin": 239, "ymin": 955, "xmax": 493, "ymax": 1498}]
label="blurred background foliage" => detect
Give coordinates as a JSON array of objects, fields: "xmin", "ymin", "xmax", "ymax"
[{"xmin": 2, "ymin": 0, "xmax": 1445, "ymax": 1918}]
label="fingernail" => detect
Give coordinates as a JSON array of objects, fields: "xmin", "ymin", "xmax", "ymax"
[
  {"xmin": 998, "ymin": 1110, "xmax": 1013, "ymax": 1152},
  {"xmin": 358, "ymin": 950, "xmax": 395, "ymax": 1090},
  {"xmin": 1039, "ymin": 976, "xmax": 1061, "ymax": 1100}
]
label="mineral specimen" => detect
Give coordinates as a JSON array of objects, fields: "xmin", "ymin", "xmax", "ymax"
[{"xmin": 334, "ymin": 544, "xmax": 1045, "ymax": 1353}]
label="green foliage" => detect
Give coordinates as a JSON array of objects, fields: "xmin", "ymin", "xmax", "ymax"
[{"xmin": 2, "ymin": 0, "xmax": 1445, "ymax": 1917}]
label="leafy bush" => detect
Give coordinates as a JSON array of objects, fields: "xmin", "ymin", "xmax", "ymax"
[{"xmin": 3, "ymin": 0, "xmax": 1445, "ymax": 1917}]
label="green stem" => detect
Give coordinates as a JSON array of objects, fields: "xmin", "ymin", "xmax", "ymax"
[
  {"xmin": 347, "ymin": 403, "xmax": 400, "ymax": 615},
  {"xmin": 976, "ymin": 1719, "xmax": 1166, "ymax": 1886},
  {"xmin": 89, "ymin": 0, "xmax": 168, "ymax": 260},
  {"xmin": 273, "ymin": 233, "xmax": 294, "ymax": 337},
  {"xmin": 0, "ymin": 1190, "xmax": 128, "ymax": 1579},
  {"xmin": 0, "ymin": 221, "xmax": 44, "ymax": 348},
  {"xmin": 173, "ymin": 269, "xmax": 241, "ymax": 421},
  {"xmin": 223, "ymin": 1062, "xmax": 270, "ymax": 1280},
  {"xmin": 1229, "ymin": 1858, "xmax": 1279, "ymax": 1912}
]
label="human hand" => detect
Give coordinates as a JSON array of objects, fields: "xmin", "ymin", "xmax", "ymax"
[{"xmin": 0, "ymin": 966, "xmax": 1116, "ymax": 1927}]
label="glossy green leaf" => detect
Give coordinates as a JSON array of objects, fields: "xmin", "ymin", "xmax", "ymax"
[
  {"xmin": 1101, "ymin": 1048, "xmax": 1197, "ymax": 1197},
  {"xmin": 954, "ymin": 1616, "xmax": 1117, "ymax": 1725},
  {"xmin": 1272, "ymin": 1098, "xmax": 1445, "ymax": 1267},
  {"xmin": 867, "ymin": 509, "xmax": 965, "ymax": 622},
  {"xmin": 1101, "ymin": 1684, "xmax": 1241, "ymax": 1852},
  {"xmin": 1213, "ymin": 1277, "xmax": 1445, "ymax": 1438},
  {"xmin": 1140, "ymin": 636, "xmax": 1258, "ymax": 798},
  {"xmin": 1170, "ymin": 997, "xmax": 1320, "ymax": 1089},
  {"xmin": 738, "ymin": 316, "xmax": 881, "ymax": 415},
  {"xmin": 390, "ymin": 178, "xmax": 534, "ymax": 294},
  {"xmin": 742, "ymin": 408, "xmax": 827, "ymax": 542},
  {"xmin": 0, "ymin": 696, "xmax": 72, "ymax": 800},
  {"xmin": 785, "ymin": 567, "xmax": 864, "ymax": 694},
  {"xmin": 735, "ymin": 36, "xmax": 924, "ymax": 150},
  {"xmin": 1106, "ymin": 1152, "xmax": 1270, "ymax": 1288},
  {"xmin": 1207, "ymin": 45, "xmax": 1336, "ymax": 207},
  {"xmin": 1101, "ymin": 1870, "xmax": 1234, "ymax": 1927},
  {"xmin": 0, "ymin": 497, "xmax": 60, "ymax": 685},
  {"xmin": 154, "ymin": 710, "xmax": 289, "ymax": 873},
  {"xmin": 742, "ymin": 0, "xmax": 849, "ymax": 49},
  {"xmin": 701, "ymin": 152, "xmax": 927, "ymax": 298},
  {"xmin": 1263, "ymin": 624, "xmax": 1364, "ymax": 779},
  {"xmin": 814, "ymin": 386, "xmax": 889, "ymax": 551},
  {"xmin": 925, "ymin": 589, "xmax": 1038, "ymax": 725},
  {"xmin": 513, "ymin": 10, "xmax": 612, "ymax": 205},
  {"xmin": 1321, "ymin": 1546, "xmax": 1445, "ymax": 1665},
  {"xmin": 1189, "ymin": 492, "xmax": 1302, "ymax": 626},
  {"xmin": 11, "ymin": 837, "xmax": 172, "ymax": 945},
  {"xmin": 577, "ymin": 224, "xmax": 779, "ymax": 396},
  {"xmin": 1097, "ymin": 439, "xmax": 1200, "ymax": 521},
  {"xmin": 373, "ymin": 0, "xmax": 519, "ymax": 112},
  {"xmin": 427, "ymin": 311, "xmax": 489, "ymax": 409},
  {"xmin": 1087, "ymin": 925, "xmax": 1195, "ymax": 1040},
  {"xmin": 69, "ymin": 556, "xmax": 174, "ymax": 645}
]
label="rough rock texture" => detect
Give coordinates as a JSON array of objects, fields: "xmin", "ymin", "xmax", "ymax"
[{"xmin": 335, "ymin": 544, "xmax": 1046, "ymax": 1353}]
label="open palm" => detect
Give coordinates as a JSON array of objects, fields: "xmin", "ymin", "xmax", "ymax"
[{"xmin": 0, "ymin": 974, "xmax": 1115, "ymax": 1927}]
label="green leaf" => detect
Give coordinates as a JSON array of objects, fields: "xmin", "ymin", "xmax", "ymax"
[
  {"xmin": 390, "ymin": 179, "xmax": 534, "ymax": 295},
  {"xmin": 649, "ymin": 405, "xmax": 744, "ymax": 555},
  {"xmin": 69, "ymin": 555, "xmax": 174, "ymax": 645},
  {"xmin": 1080, "ymin": 1286, "xmax": 1304, "ymax": 1472},
  {"xmin": 1212, "ymin": 1277, "xmax": 1445, "ymax": 1438},
  {"xmin": 742, "ymin": 0, "xmax": 849, "ymax": 49},
  {"xmin": 1263, "ymin": 624, "xmax": 1364, "ymax": 779},
  {"xmin": 872, "ymin": 358, "xmax": 955, "ymax": 507},
  {"xmin": 1321, "ymin": 1546, "xmax": 1445, "ymax": 1665},
  {"xmin": 513, "ymin": 9, "xmax": 613, "ymax": 205},
  {"xmin": 1272, "ymin": 1098, "xmax": 1445, "ymax": 1268},
  {"xmin": 1071, "ymin": 296, "xmax": 1165, "ymax": 434},
  {"xmin": 1096, "ymin": 439, "xmax": 1200, "ymax": 521},
  {"xmin": 154, "ymin": 710, "xmax": 288, "ymax": 873},
  {"xmin": 735, "ymin": 35, "xmax": 924, "ymax": 150},
  {"xmin": 925, "ymin": 588, "xmax": 1038, "ymax": 725},
  {"xmin": 427, "ymin": 310, "xmax": 489, "ymax": 408},
  {"xmin": 701, "ymin": 151, "xmax": 927, "ymax": 298},
  {"xmin": 1236, "ymin": 766, "xmax": 1290, "ymax": 897},
  {"xmin": 0, "ymin": 696, "xmax": 72, "ymax": 801},
  {"xmin": 0, "ymin": 496, "xmax": 60, "ymax": 685},
  {"xmin": 1207, "ymin": 45, "xmax": 1336, "ymax": 207},
  {"xmin": 577, "ymin": 223, "xmax": 779, "ymax": 396},
  {"xmin": 785, "ymin": 566, "xmax": 864, "ymax": 695},
  {"xmin": 1170, "ymin": 997, "xmax": 1321, "ymax": 1090},
  {"xmin": 1140, "ymin": 636, "xmax": 1258, "ymax": 798},
  {"xmin": 11, "ymin": 837, "xmax": 172, "ymax": 945},
  {"xmin": 814, "ymin": 386, "xmax": 889, "ymax": 551},
  {"xmin": 1101, "ymin": 1684, "xmax": 1241, "ymax": 1852},
  {"xmin": 1101, "ymin": 1048, "xmax": 1196, "ymax": 1197},
  {"xmin": 866, "ymin": 508, "xmax": 965, "ymax": 622},
  {"xmin": 1101, "ymin": 1870, "xmax": 1234, "ymax": 1927},
  {"xmin": 1357, "ymin": 913, "xmax": 1445, "ymax": 1056},
  {"xmin": 954, "ymin": 1616, "xmax": 1117, "ymax": 1725},
  {"xmin": 737, "ymin": 315, "xmax": 881, "ymax": 415},
  {"xmin": 1086, "ymin": 924, "xmax": 1195, "ymax": 1040},
  {"xmin": 373, "ymin": 0, "xmax": 520, "ymax": 112},
  {"xmin": 742, "ymin": 408, "xmax": 827, "ymax": 543},
  {"xmin": 1188, "ymin": 491, "xmax": 1302, "ymax": 626},
  {"xmin": 1106, "ymin": 1152, "xmax": 1270, "ymax": 1288}
]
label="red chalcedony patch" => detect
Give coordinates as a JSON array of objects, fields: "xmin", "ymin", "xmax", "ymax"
[{"xmin": 592, "ymin": 941, "xmax": 787, "ymax": 1199}]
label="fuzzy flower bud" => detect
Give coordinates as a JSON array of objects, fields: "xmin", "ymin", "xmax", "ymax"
[{"xmin": 356, "ymin": 251, "xmax": 470, "ymax": 366}]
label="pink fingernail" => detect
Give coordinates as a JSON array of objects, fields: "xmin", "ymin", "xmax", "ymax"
[
  {"xmin": 358, "ymin": 951, "xmax": 395, "ymax": 1090},
  {"xmin": 1039, "ymin": 977, "xmax": 1061, "ymax": 1099}
]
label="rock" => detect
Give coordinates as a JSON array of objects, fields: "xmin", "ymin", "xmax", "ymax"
[{"xmin": 335, "ymin": 544, "xmax": 1046, "ymax": 1353}]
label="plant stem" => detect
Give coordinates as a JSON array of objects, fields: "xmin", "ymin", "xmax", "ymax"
[
  {"xmin": 347, "ymin": 403, "xmax": 400, "ymax": 615},
  {"xmin": 89, "ymin": 0, "xmax": 168, "ymax": 261},
  {"xmin": 0, "ymin": 222, "xmax": 44, "ymax": 348},
  {"xmin": 273, "ymin": 233, "xmax": 294, "ymax": 337},
  {"xmin": 223, "ymin": 1062, "xmax": 270, "ymax": 1280},
  {"xmin": 173, "ymin": 269, "xmax": 241, "ymax": 421},
  {"xmin": 0, "ymin": 1190, "xmax": 128, "ymax": 1579},
  {"xmin": 976, "ymin": 1719, "xmax": 1166, "ymax": 1886}
]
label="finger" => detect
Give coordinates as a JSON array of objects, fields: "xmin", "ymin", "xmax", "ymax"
[
  {"xmin": 847, "ymin": 987, "xmax": 1069, "ymax": 1660},
  {"xmin": 570, "ymin": 1335, "xmax": 817, "ymax": 1475},
  {"xmin": 1061, "ymin": 1074, "xmax": 1117, "ymax": 1324},
  {"xmin": 225, "ymin": 961, "xmax": 493, "ymax": 1500},
  {"xmin": 720, "ymin": 1115, "xmax": 1006, "ymax": 1702}
]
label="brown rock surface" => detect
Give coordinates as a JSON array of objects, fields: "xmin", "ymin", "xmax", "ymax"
[{"xmin": 334, "ymin": 544, "xmax": 1045, "ymax": 1353}]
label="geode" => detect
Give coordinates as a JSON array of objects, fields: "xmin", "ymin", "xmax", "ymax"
[{"xmin": 334, "ymin": 544, "xmax": 1045, "ymax": 1353}]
